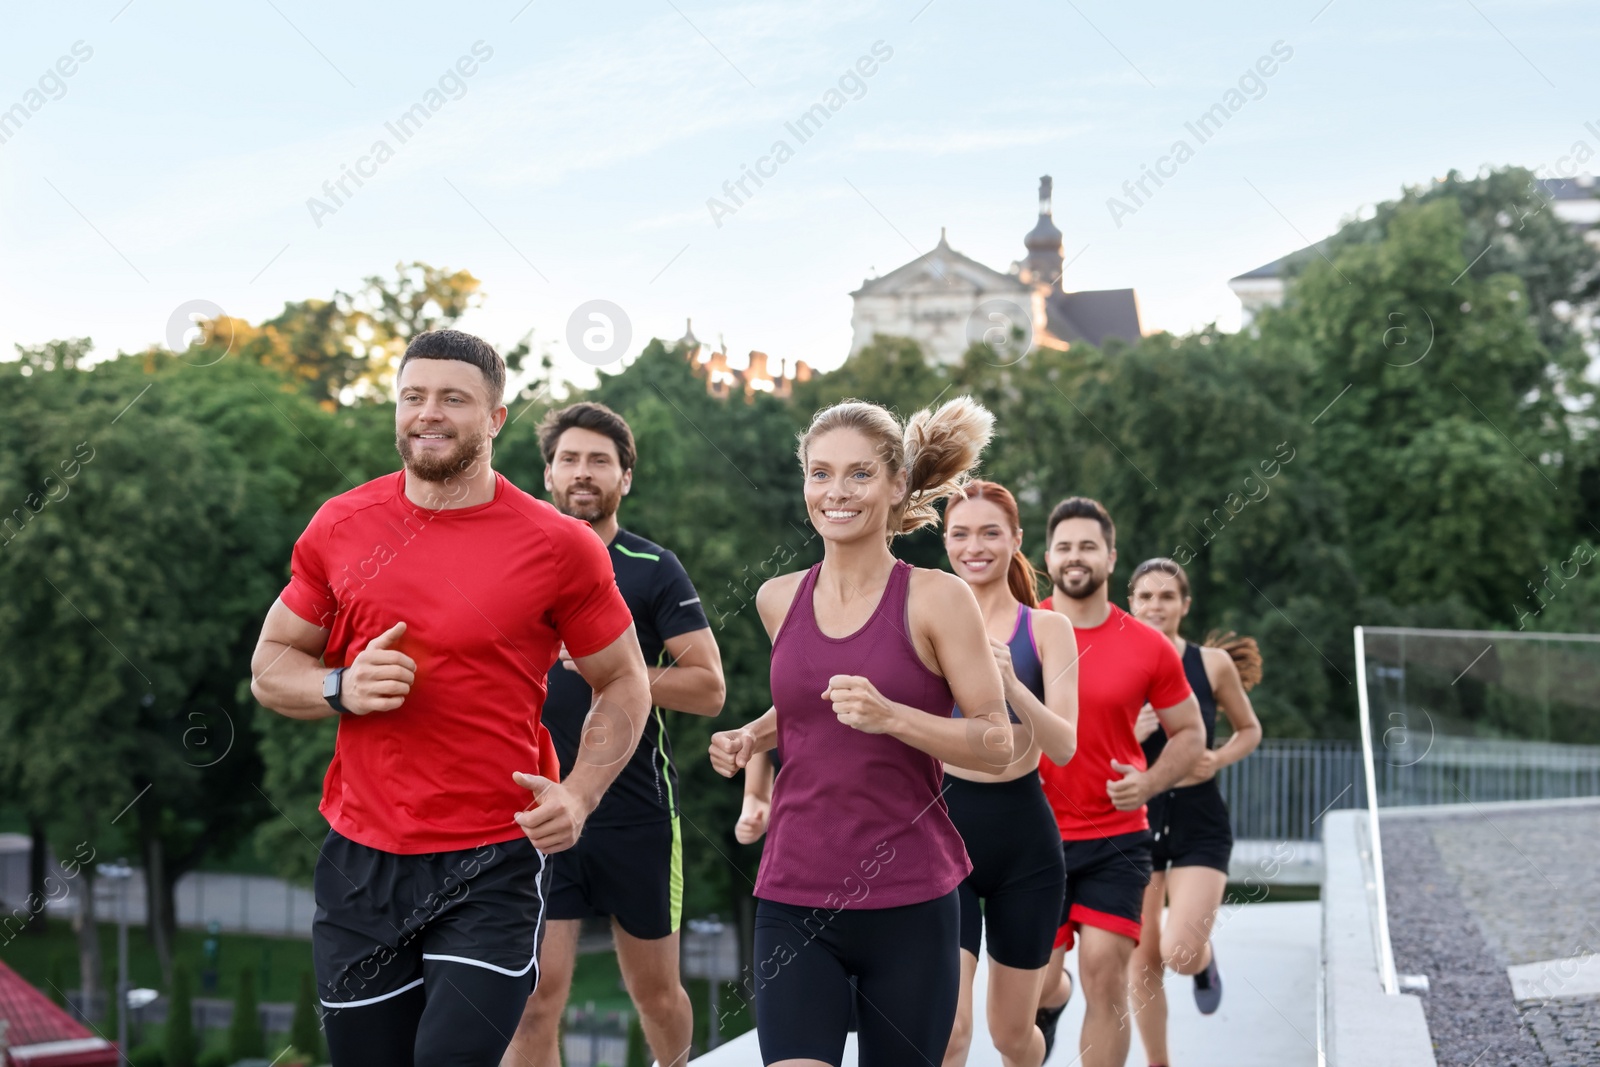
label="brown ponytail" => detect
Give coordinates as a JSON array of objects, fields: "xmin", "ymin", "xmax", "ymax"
[
  {"xmin": 946, "ymin": 479, "xmax": 1040, "ymax": 607},
  {"xmin": 1205, "ymin": 630, "xmax": 1263, "ymax": 691}
]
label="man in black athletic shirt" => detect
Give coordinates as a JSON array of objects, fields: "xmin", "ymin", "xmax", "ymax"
[{"xmin": 503, "ymin": 402, "xmax": 725, "ymax": 1067}]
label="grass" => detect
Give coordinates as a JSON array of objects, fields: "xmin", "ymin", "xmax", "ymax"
[
  {"xmin": 1, "ymin": 918, "xmax": 315, "ymax": 1003},
  {"xmin": 565, "ymin": 943, "xmax": 631, "ymax": 1014},
  {"xmin": 1224, "ymin": 881, "xmax": 1320, "ymax": 904},
  {"xmin": 4, "ymin": 917, "xmax": 639, "ymax": 1005}
]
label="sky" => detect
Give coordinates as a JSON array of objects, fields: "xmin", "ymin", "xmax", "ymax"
[{"xmin": 1, "ymin": 0, "xmax": 1596, "ymax": 385}]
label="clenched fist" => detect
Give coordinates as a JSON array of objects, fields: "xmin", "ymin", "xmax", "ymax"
[{"xmin": 709, "ymin": 729, "xmax": 757, "ymax": 778}]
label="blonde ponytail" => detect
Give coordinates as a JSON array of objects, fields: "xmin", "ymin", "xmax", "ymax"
[{"xmin": 899, "ymin": 397, "xmax": 994, "ymax": 534}]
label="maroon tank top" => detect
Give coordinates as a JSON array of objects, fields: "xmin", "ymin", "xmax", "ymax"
[{"xmin": 754, "ymin": 559, "xmax": 972, "ymax": 908}]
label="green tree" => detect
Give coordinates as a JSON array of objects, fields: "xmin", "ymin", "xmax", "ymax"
[
  {"xmin": 0, "ymin": 345, "xmax": 405, "ymax": 976},
  {"xmin": 181, "ymin": 261, "xmax": 487, "ymax": 407},
  {"xmin": 1270, "ymin": 195, "xmax": 1572, "ymax": 619},
  {"xmin": 1327, "ymin": 167, "xmax": 1598, "ymax": 368},
  {"xmin": 48, "ymin": 953, "xmax": 68, "ymax": 1006},
  {"xmin": 228, "ymin": 969, "xmax": 265, "ymax": 1061},
  {"xmin": 625, "ymin": 1012, "xmax": 649, "ymax": 1067},
  {"xmin": 289, "ymin": 970, "xmax": 323, "ymax": 1063},
  {"xmin": 164, "ymin": 964, "xmax": 198, "ymax": 1067},
  {"xmin": 971, "ymin": 328, "xmax": 1354, "ymax": 737},
  {"xmin": 13, "ymin": 337, "xmax": 92, "ymax": 373}
]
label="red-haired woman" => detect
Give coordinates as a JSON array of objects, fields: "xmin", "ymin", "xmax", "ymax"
[
  {"xmin": 939, "ymin": 480, "xmax": 1079, "ymax": 1067},
  {"xmin": 1125, "ymin": 558, "xmax": 1263, "ymax": 1066}
]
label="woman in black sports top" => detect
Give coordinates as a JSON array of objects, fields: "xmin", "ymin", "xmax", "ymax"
[{"xmin": 1125, "ymin": 557, "xmax": 1262, "ymax": 1067}]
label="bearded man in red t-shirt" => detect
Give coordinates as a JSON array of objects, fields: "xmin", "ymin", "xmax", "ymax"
[
  {"xmin": 1032, "ymin": 496, "xmax": 1203, "ymax": 1067},
  {"xmin": 249, "ymin": 329, "xmax": 650, "ymax": 1067}
]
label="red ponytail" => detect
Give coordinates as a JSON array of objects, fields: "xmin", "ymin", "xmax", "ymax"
[{"xmin": 1008, "ymin": 549, "xmax": 1041, "ymax": 608}]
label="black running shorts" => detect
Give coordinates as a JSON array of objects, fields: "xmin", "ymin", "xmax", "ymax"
[
  {"xmin": 546, "ymin": 817, "xmax": 682, "ymax": 939},
  {"xmin": 1148, "ymin": 781, "xmax": 1234, "ymax": 874},
  {"xmin": 313, "ymin": 829, "xmax": 548, "ymax": 1010},
  {"xmin": 1054, "ymin": 829, "xmax": 1153, "ymax": 950}
]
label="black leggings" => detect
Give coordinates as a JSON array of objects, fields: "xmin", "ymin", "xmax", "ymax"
[
  {"xmin": 322, "ymin": 957, "xmax": 532, "ymax": 1067},
  {"xmin": 753, "ymin": 892, "xmax": 960, "ymax": 1066}
]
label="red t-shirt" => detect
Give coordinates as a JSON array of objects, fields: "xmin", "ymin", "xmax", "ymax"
[
  {"xmin": 279, "ymin": 471, "xmax": 633, "ymax": 854},
  {"xmin": 1037, "ymin": 600, "xmax": 1191, "ymax": 840}
]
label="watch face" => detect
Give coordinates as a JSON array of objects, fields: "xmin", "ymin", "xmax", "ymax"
[{"xmin": 324, "ymin": 670, "xmax": 340, "ymax": 699}]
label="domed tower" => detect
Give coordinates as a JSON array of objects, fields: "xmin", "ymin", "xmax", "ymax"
[{"xmin": 1018, "ymin": 175, "xmax": 1063, "ymax": 289}]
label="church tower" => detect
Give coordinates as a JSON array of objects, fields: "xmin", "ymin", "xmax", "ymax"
[{"xmin": 1018, "ymin": 175, "xmax": 1063, "ymax": 289}]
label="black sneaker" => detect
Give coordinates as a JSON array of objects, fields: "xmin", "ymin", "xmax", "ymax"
[
  {"xmin": 1035, "ymin": 1001, "xmax": 1065, "ymax": 1061},
  {"xmin": 1036, "ymin": 970, "xmax": 1072, "ymax": 1061},
  {"xmin": 1193, "ymin": 949, "xmax": 1222, "ymax": 1015}
]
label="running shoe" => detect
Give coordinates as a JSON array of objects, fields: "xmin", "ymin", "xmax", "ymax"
[
  {"xmin": 1037, "ymin": 970, "xmax": 1072, "ymax": 1061},
  {"xmin": 1193, "ymin": 949, "xmax": 1222, "ymax": 1015},
  {"xmin": 1036, "ymin": 1001, "xmax": 1065, "ymax": 1061}
]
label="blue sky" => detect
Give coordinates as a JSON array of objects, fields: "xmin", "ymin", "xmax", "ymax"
[{"xmin": 1, "ymin": 0, "xmax": 1595, "ymax": 384}]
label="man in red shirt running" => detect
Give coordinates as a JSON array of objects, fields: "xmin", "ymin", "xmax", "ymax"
[
  {"xmin": 250, "ymin": 329, "xmax": 651, "ymax": 1067},
  {"xmin": 1033, "ymin": 497, "xmax": 1203, "ymax": 1067}
]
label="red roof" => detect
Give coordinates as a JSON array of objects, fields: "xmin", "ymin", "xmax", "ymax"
[{"xmin": 0, "ymin": 959, "xmax": 117, "ymax": 1067}]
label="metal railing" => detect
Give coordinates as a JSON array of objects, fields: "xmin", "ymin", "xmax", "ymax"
[
  {"xmin": 1213, "ymin": 734, "xmax": 1600, "ymax": 842},
  {"xmin": 561, "ymin": 1007, "xmax": 631, "ymax": 1067},
  {"xmin": 1373, "ymin": 734, "xmax": 1600, "ymax": 807},
  {"xmin": 1215, "ymin": 738, "xmax": 1365, "ymax": 841}
]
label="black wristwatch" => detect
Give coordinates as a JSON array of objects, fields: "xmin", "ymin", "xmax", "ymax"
[{"xmin": 323, "ymin": 667, "xmax": 350, "ymax": 715}]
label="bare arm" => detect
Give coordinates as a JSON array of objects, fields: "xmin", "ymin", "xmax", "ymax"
[
  {"xmin": 249, "ymin": 599, "xmax": 333, "ymax": 719},
  {"xmin": 1184, "ymin": 646, "xmax": 1263, "ymax": 783},
  {"xmin": 743, "ymin": 749, "xmax": 775, "ymax": 803},
  {"xmin": 1007, "ymin": 609, "xmax": 1078, "ymax": 766},
  {"xmin": 516, "ymin": 625, "xmax": 652, "ymax": 852},
  {"xmin": 708, "ymin": 572, "xmax": 801, "ymax": 776},
  {"xmin": 558, "ymin": 627, "xmax": 653, "ymax": 813},
  {"xmin": 647, "ymin": 627, "xmax": 725, "ymax": 717},
  {"xmin": 1107, "ymin": 694, "xmax": 1203, "ymax": 811},
  {"xmin": 1146, "ymin": 695, "xmax": 1205, "ymax": 793},
  {"xmin": 734, "ymin": 749, "xmax": 776, "ymax": 845},
  {"xmin": 249, "ymin": 600, "xmax": 415, "ymax": 720}
]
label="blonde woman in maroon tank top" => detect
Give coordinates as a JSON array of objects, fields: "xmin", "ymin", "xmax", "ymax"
[{"xmin": 709, "ymin": 397, "xmax": 1013, "ymax": 1067}]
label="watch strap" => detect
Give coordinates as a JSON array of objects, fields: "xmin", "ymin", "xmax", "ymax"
[{"xmin": 324, "ymin": 667, "xmax": 350, "ymax": 715}]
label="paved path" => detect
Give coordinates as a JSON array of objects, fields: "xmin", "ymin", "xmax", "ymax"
[
  {"xmin": 1384, "ymin": 801, "xmax": 1600, "ymax": 1066},
  {"xmin": 693, "ymin": 900, "xmax": 1320, "ymax": 1066}
]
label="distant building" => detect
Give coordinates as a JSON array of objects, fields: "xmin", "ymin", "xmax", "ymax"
[
  {"xmin": 849, "ymin": 176, "xmax": 1144, "ymax": 365},
  {"xmin": 677, "ymin": 320, "xmax": 812, "ymax": 401},
  {"xmin": 1229, "ymin": 175, "xmax": 1600, "ymax": 328}
]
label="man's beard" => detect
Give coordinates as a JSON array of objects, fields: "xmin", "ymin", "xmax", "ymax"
[
  {"xmin": 396, "ymin": 425, "xmax": 489, "ymax": 486},
  {"xmin": 552, "ymin": 480, "xmax": 623, "ymax": 524},
  {"xmin": 1054, "ymin": 565, "xmax": 1107, "ymax": 600}
]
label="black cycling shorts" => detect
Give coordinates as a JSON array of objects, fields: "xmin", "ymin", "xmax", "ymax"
[
  {"xmin": 945, "ymin": 770, "xmax": 1065, "ymax": 969},
  {"xmin": 749, "ymin": 892, "xmax": 960, "ymax": 1066}
]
